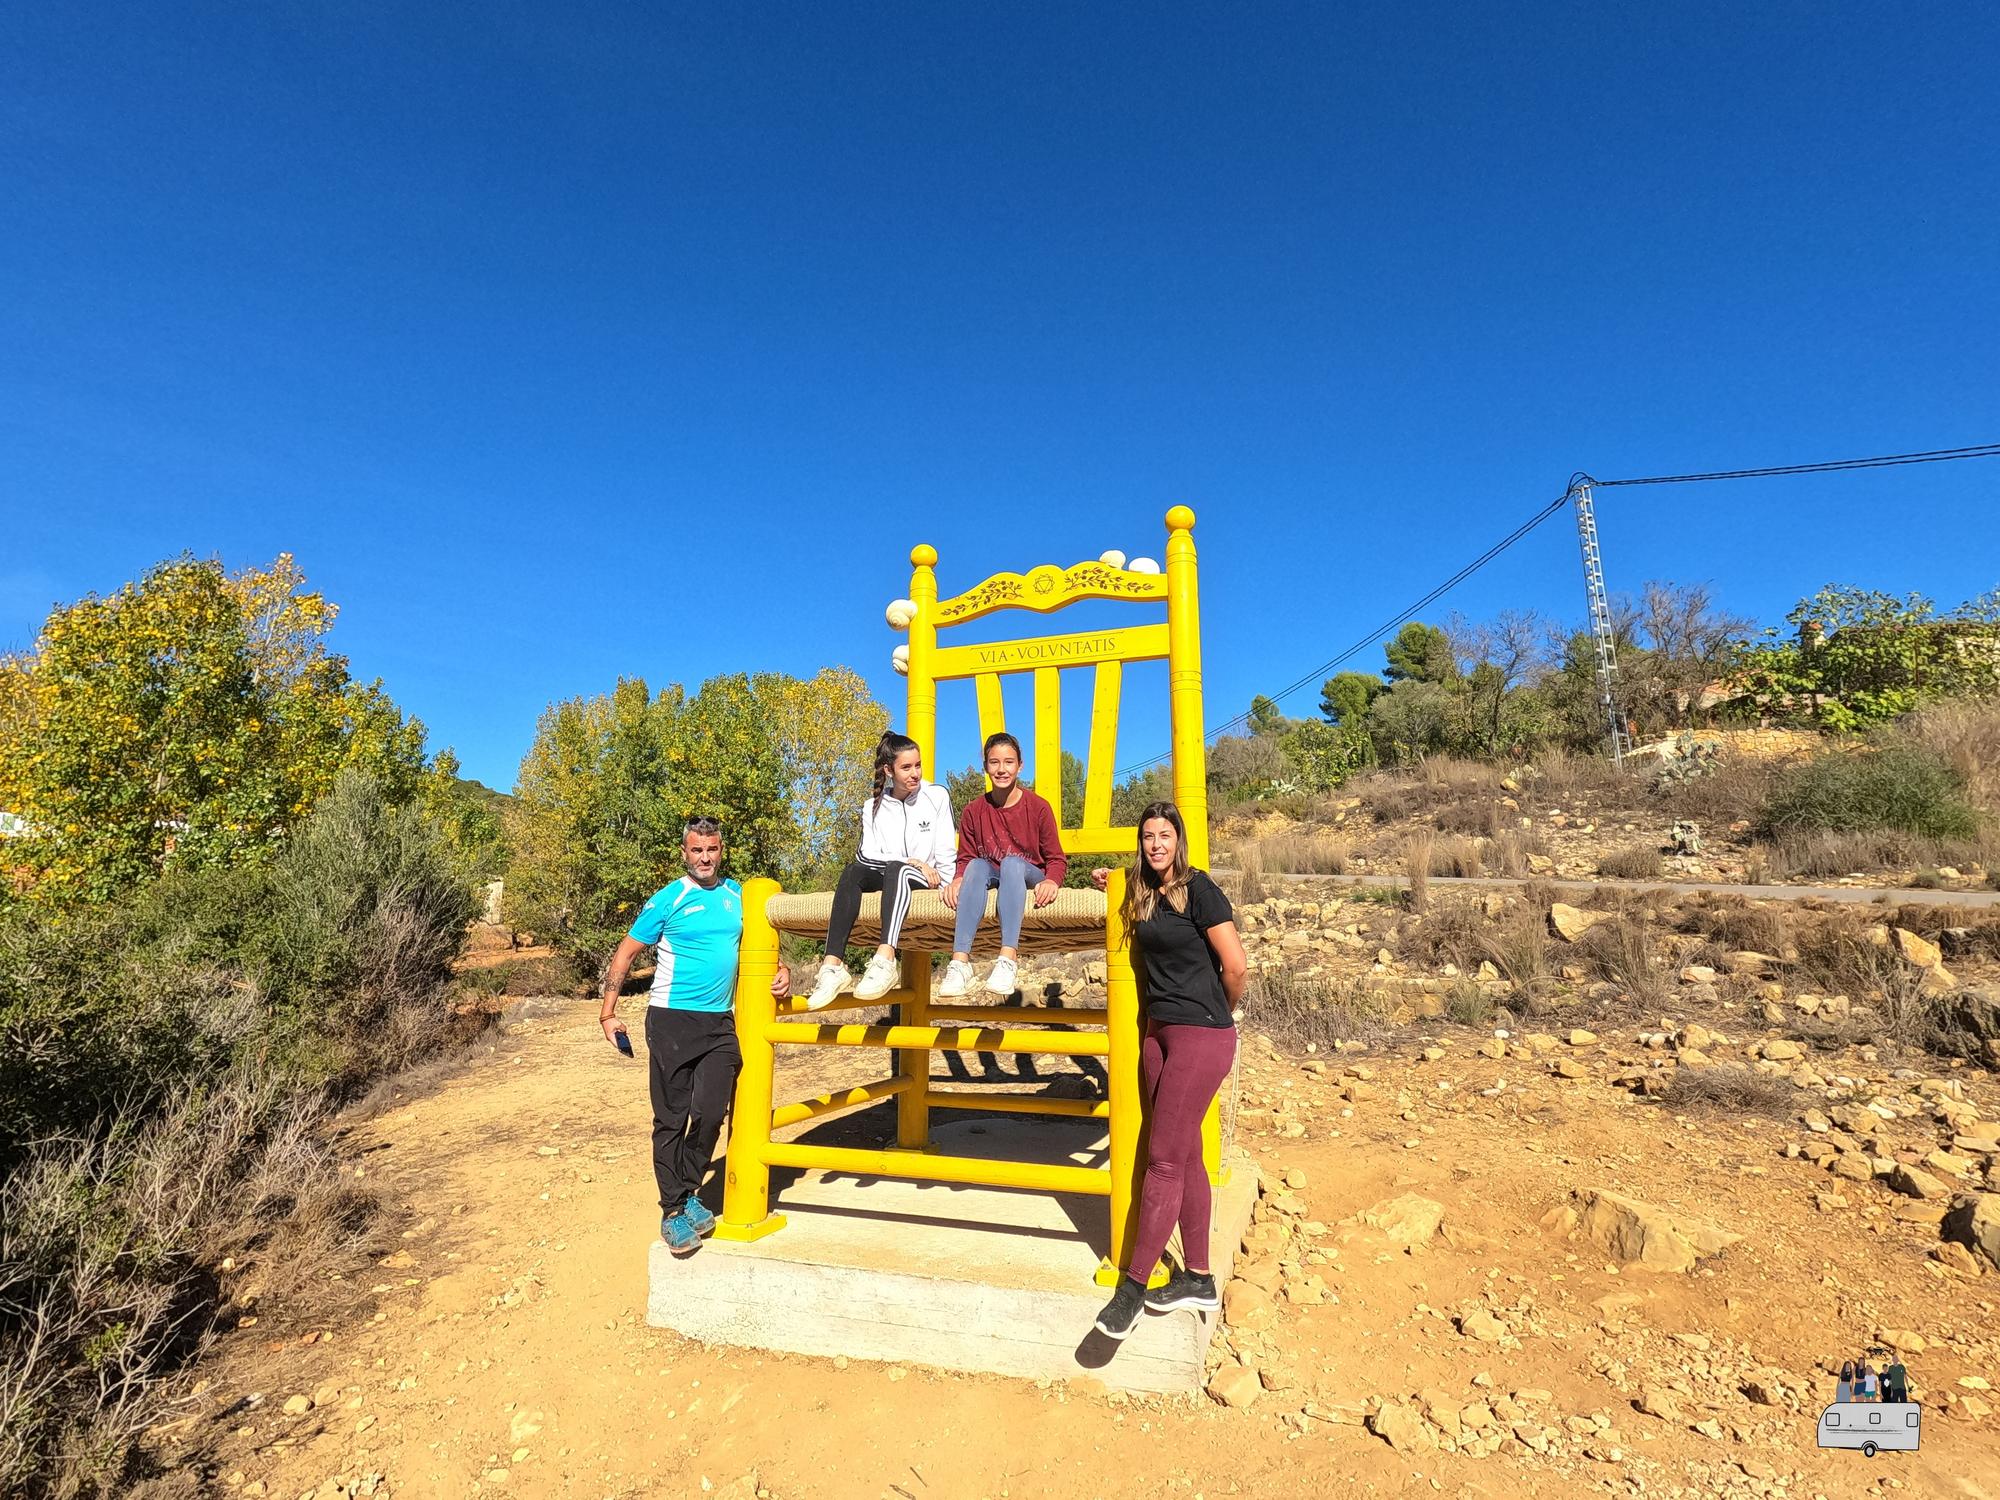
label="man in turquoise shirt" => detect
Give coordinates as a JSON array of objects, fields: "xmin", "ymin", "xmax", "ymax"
[{"xmin": 600, "ymin": 817, "xmax": 790, "ymax": 1253}]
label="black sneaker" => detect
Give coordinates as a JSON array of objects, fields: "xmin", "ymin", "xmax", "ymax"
[
  {"xmin": 1145, "ymin": 1268, "xmax": 1219, "ymax": 1313},
  {"xmin": 1093, "ymin": 1277, "xmax": 1148, "ymax": 1340}
]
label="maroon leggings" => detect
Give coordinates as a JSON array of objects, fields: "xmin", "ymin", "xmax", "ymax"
[{"xmin": 1128, "ymin": 1022, "xmax": 1237, "ymax": 1280}]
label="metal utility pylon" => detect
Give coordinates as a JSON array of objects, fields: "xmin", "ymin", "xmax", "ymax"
[{"xmin": 1570, "ymin": 475, "xmax": 1628, "ymax": 765}]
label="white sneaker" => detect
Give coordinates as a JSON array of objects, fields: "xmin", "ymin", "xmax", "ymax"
[
  {"xmin": 804, "ymin": 961, "xmax": 850, "ymax": 1011},
  {"xmin": 938, "ymin": 958, "xmax": 974, "ymax": 998},
  {"xmin": 984, "ymin": 956, "xmax": 1019, "ymax": 996},
  {"xmin": 853, "ymin": 952, "xmax": 901, "ymax": 1001}
]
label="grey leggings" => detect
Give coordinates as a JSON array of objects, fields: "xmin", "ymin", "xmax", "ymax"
[{"xmin": 952, "ymin": 855, "xmax": 1045, "ymax": 953}]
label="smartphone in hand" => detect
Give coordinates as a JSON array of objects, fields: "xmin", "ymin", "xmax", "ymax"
[{"xmin": 615, "ymin": 1031, "xmax": 634, "ymax": 1058}]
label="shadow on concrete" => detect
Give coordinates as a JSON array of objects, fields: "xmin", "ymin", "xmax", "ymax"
[
  {"xmin": 1073, "ymin": 1328, "xmax": 1121, "ymax": 1370},
  {"xmin": 738, "ymin": 1104, "xmax": 1123, "ymax": 1261}
]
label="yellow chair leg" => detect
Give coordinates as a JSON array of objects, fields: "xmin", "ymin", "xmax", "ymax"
[
  {"xmin": 893, "ymin": 950, "xmax": 933, "ymax": 1152},
  {"xmin": 717, "ymin": 877, "xmax": 786, "ymax": 1241}
]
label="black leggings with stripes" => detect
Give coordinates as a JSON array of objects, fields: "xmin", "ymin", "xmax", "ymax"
[{"xmin": 825, "ymin": 857, "xmax": 929, "ymax": 954}]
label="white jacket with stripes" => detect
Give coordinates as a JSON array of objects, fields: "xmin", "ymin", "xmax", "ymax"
[{"xmin": 858, "ymin": 781, "xmax": 957, "ymax": 880}]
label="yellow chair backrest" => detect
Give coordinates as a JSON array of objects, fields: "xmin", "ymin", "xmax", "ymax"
[{"xmin": 901, "ymin": 506, "xmax": 1210, "ymax": 868}]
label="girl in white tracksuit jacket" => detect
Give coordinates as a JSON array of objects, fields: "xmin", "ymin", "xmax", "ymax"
[{"xmin": 804, "ymin": 731, "xmax": 959, "ymax": 1008}]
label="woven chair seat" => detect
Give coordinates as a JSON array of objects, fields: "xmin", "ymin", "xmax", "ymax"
[{"xmin": 765, "ymin": 886, "xmax": 1108, "ymax": 957}]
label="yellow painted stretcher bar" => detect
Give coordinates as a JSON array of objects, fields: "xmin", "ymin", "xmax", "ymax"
[
  {"xmin": 923, "ymin": 1003, "xmax": 1109, "ymax": 1027},
  {"xmin": 770, "ymin": 1075, "xmax": 913, "ymax": 1130},
  {"xmin": 925, "ymin": 1090, "xmax": 1110, "ymax": 1119},
  {"xmin": 763, "ymin": 1022, "xmax": 1111, "ymax": 1057},
  {"xmin": 761, "ymin": 1141, "xmax": 1111, "ymax": 1196},
  {"xmin": 772, "ymin": 992, "xmax": 908, "ymax": 1017}
]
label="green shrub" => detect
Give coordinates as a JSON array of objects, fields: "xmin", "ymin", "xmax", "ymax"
[
  {"xmin": 250, "ymin": 771, "xmax": 478, "ymax": 1089},
  {"xmin": 0, "ymin": 904, "xmax": 252, "ymax": 1170},
  {"xmin": 1760, "ymin": 746, "xmax": 1978, "ymax": 840},
  {"xmin": 0, "ymin": 773, "xmax": 478, "ymax": 1495}
]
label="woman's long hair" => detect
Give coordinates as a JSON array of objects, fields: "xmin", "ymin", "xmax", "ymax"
[
  {"xmin": 1840, "ymin": 1360, "xmax": 1854, "ymax": 1382},
  {"xmin": 871, "ymin": 731, "xmax": 921, "ymax": 816},
  {"xmin": 1121, "ymin": 800, "xmax": 1193, "ymax": 929}
]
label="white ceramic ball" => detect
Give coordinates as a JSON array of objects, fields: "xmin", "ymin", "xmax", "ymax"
[
  {"xmin": 891, "ymin": 644, "xmax": 910, "ymax": 675},
  {"xmin": 1098, "ymin": 549, "xmax": 1127, "ymax": 568},
  {"xmin": 1128, "ymin": 556, "xmax": 1161, "ymax": 574}
]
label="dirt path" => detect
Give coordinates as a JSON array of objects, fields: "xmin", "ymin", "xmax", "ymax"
[{"xmin": 181, "ymin": 998, "xmax": 2000, "ymax": 1500}]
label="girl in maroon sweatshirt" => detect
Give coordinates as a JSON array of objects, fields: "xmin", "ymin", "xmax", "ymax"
[{"xmin": 939, "ymin": 733, "xmax": 1067, "ymax": 997}]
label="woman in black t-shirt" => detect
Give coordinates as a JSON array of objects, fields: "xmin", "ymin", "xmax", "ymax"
[{"xmin": 1088, "ymin": 800, "xmax": 1247, "ymax": 1340}]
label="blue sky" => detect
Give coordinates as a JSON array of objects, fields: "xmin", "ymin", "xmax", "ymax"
[{"xmin": 5, "ymin": 2, "xmax": 1997, "ymax": 791}]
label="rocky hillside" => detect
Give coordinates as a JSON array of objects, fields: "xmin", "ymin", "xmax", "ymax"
[{"xmin": 1221, "ymin": 733, "xmax": 1997, "ymax": 894}]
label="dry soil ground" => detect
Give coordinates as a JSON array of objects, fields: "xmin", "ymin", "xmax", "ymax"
[{"xmin": 158, "ymin": 978, "xmax": 2000, "ymax": 1500}]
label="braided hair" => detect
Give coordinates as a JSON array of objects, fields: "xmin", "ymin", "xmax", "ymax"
[{"xmin": 872, "ymin": 731, "xmax": 921, "ymax": 816}]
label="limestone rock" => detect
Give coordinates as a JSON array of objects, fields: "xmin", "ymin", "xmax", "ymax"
[
  {"xmin": 1759, "ymin": 1039, "xmax": 1802, "ymax": 1062},
  {"xmin": 1942, "ymin": 1193, "xmax": 2000, "ymax": 1272},
  {"xmin": 1888, "ymin": 1163, "xmax": 1950, "ymax": 1201},
  {"xmin": 1418, "ymin": 1388, "xmax": 1463, "ymax": 1437},
  {"xmin": 1725, "ymin": 950, "xmax": 1777, "ymax": 975},
  {"xmin": 1828, "ymin": 1104, "xmax": 1884, "ymax": 1137},
  {"xmin": 1927, "ymin": 1149, "xmax": 1976, "ymax": 1179},
  {"xmin": 1458, "ymin": 1307, "xmax": 1508, "ymax": 1342},
  {"xmin": 1223, "ymin": 1279, "xmax": 1278, "ymax": 1329},
  {"xmin": 1679, "ymin": 1022, "xmax": 1718, "ymax": 1050},
  {"xmin": 1370, "ymin": 1399, "xmax": 1437, "ymax": 1452},
  {"xmin": 1283, "ymin": 1272, "xmax": 1328, "ymax": 1306},
  {"xmin": 1241, "ymin": 1218, "xmax": 1289, "ymax": 1258},
  {"xmin": 1208, "ymin": 1364, "xmax": 1262, "ymax": 1409},
  {"xmin": 1236, "ymin": 1255, "xmax": 1283, "ymax": 1294},
  {"xmin": 1932, "ymin": 1241, "xmax": 1984, "ymax": 1277},
  {"xmin": 1893, "ymin": 927, "xmax": 1943, "ymax": 970},
  {"xmin": 1360, "ymin": 1193, "xmax": 1445, "ymax": 1246},
  {"xmin": 1571, "ymin": 1188, "xmax": 1741, "ymax": 1273},
  {"xmin": 1635, "ymin": 1386, "xmax": 1684, "ymax": 1422},
  {"xmin": 282, "ymin": 1394, "xmax": 313, "ymax": 1416},
  {"xmin": 1550, "ymin": 903, "xmax": 1612, "ymax": 942}
]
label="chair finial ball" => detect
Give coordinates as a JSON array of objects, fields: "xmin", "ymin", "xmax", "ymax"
[
  {"xmin": 1165, "ymin": 505, "xmax": 1196, "ymax": 532},
  {"xmin": 1128, "ymin": 557, "xmax": 1161, "ymax": 574},
  {"xmin": 1099, "ymin": 549, "xmax": 1127, "ymax": 569},
  {"xmin": 891, "ymin": 644, "xmax": 911, "ymax": 675},
  {"xmin": 911, "ymin": 543, "xmax": 938, "ymax": 567},
  {"xmin": 885, "ymin": 598, "xmax": 916, "ymax": 630}
]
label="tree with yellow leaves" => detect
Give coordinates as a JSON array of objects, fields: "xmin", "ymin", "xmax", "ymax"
[{"xmin": 0, "ymin": 554, "xmax": 431, "ymax": 903}]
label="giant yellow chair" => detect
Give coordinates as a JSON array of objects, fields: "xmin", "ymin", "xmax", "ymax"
[{"xmin": 717, "ymin": 507, "xmax": 1219, "ymax": 1285}]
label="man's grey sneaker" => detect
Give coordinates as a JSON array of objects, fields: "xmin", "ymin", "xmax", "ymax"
[
  {"xmin": 983, "ymin": 955, "xmax": 1019, "ymax": 996},
  {"xmin": 1144, "ymin": 1267, "xmax": 1218, "ymax": 1312},
  {"xmin": 938, "ymin": 958, "xmax": 974, "ymax": 998},
  {"xmin": 853, "ymin": 952, "xmax": 901, "ymax": 1001},
  {"xmin": 681, "ymin": 1199, "xmax": 717, "ymax": 1238},
  {"xmin": 660, "ymin": 1212, "xmax": 700, "ymax": 1254},
  {"xmin": 1092, "ymin": 1276, "xmax": 1148, "ymax": 1340},
  {"xmin": 804, "ymin": 961, "xmax": 850, "ymax": 1011}
]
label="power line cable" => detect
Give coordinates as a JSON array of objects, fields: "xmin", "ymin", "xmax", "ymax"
[
  {"xmin": 1115, "ymin": 439, "xmax": 2000, "ymax": 781},
  {"xmin": 1585, "ymin": 442, "xmax": 2000, "ymax": 488},
  {"xmin": 1115, "ymin": 492, "xmax": 1571, "ymax": 777}
]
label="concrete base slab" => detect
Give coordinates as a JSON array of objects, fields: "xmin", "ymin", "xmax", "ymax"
[{"xmin": 646, "ymin": 1116, "xmax": 1259, "ymax": 1394}]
